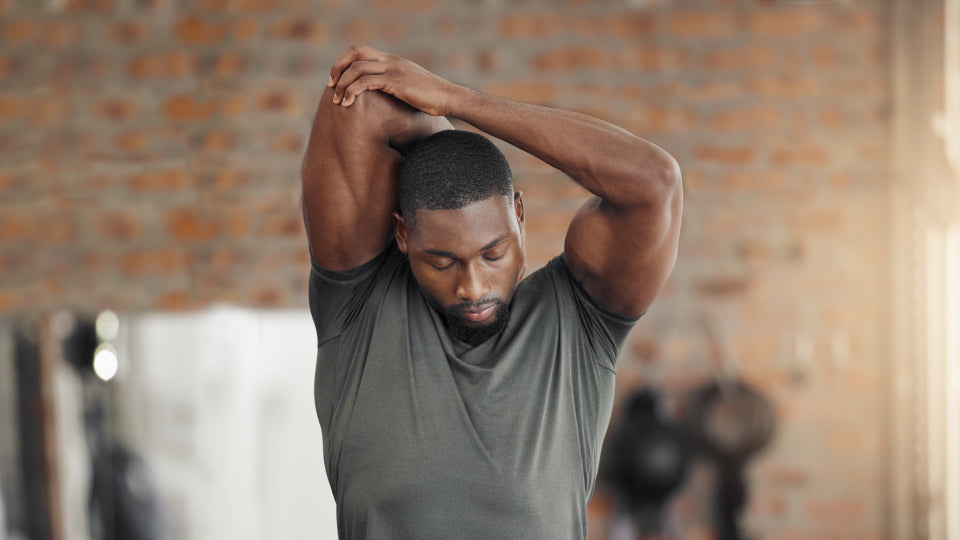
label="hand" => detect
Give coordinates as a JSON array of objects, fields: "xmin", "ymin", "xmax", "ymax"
[{"xmin": 328, "ymin": 45, "xmax": 461, "ymax": 116}]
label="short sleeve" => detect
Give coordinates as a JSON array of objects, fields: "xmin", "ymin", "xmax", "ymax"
[
  {"xmin": 548, "ymin": 254, "xmax": 641, "ymax": 371},
  {"xmin": 308, "ymin": 241, "xmax": 403, "ymax": 347}
]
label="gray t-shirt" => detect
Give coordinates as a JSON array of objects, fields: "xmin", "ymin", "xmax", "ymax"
[{"xmin": 309, "ymin": 240, "xmax": 638, "ymax": 539}]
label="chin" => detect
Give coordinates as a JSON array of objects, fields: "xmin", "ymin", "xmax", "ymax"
[{"xmin": 445, "ymin": 303, "xmax": 510, "ymax": 346}]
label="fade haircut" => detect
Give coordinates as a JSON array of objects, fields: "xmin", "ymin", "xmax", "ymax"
[{"xmin": 397, "ymin": 130, "xmax": 513, "ymax": 224}]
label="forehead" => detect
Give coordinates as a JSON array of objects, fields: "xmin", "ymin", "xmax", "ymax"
[{"xmin": 407, "ymin": 196, "xmax": 516, "ymax": 251}]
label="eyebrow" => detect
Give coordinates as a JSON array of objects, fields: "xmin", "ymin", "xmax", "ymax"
[{"xmin": 424, "ymin": 234, "xmax": 510, "ymax": 258}]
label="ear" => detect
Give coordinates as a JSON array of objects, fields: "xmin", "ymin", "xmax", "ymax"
[
  {"xmin": 393, "ymin": 212, "xmax": 409, "ymax": 254},
  {"xmin": 514, "ymin": 191, "xmax": 527, "ymax": 281},
  {"xmin": 514, "ymin": 190, "xmax": 525, "ymax": 226}
]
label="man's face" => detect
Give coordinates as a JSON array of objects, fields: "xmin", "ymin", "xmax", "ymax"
[{"xmin": 394, "ymin": 193, "xmax": 526, "ymax": 345}]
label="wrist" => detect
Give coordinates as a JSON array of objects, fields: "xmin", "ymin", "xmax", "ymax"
[{"xmin": 442, "ymin": 84, "xmax": 478, "ymax": 119}]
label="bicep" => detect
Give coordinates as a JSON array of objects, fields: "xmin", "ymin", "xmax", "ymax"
[{"xmin": 563, "ymin": 189, "xmax": 682, "ymax": 318}]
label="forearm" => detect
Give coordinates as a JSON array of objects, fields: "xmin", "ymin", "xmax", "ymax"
[{"xmin": 445, "ymin": 87, "xmax": 680, "ymax": 209}]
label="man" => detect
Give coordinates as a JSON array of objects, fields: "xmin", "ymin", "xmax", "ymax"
[{"xmin": 301, "ymin": 45, "xmax": 682, "ymax": 539}]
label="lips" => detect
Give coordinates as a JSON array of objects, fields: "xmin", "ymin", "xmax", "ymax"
[{"xmin": 458, "ymin": 303, "xmax": 496, "ymax": 323}]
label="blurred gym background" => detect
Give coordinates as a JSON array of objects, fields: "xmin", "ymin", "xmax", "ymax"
[{"xmin": 1, "ymin": 0, "xmax": 958, "ymax": 538}]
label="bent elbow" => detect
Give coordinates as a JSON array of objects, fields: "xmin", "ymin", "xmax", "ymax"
[{"xmin": 633, "ymin": 153, "xmax": 682, "ymax": 208}]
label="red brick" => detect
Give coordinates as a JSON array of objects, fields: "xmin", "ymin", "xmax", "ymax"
[
  {"xmin": 115, "ymin": 131, "xmax": 147, "ymax": 151},
  {"xmin": 656, "ymin": 80, "xmax": 744, "ymax": 102},
  {"xmin": 204, "ymin": 170, "xmax": 250, "ymax": 191},
  {"xmin": 381, "ymin": 19, "xmax": 408, "ymax": 41},
  {"xmin": 636, "ymin": 106, "xmax": 695, "ymax": 134},
  {"xmin": 174, "ymin": 15, "xmax": 228, "ymax": 45},
  {"xmin": 0, "ymin": 211, "xmax": 31, "ymax": 243},
  {"xmin": 105, "ymin": 21, "xmax": 150, "ymax": 43},
  {"xmin": 221, "ymin": 95, "xmax": 246, "ymax": 118},
  {"xmin": 128, "ymin": 169, "xmax": 192, "ymax": 191},
  {"xmin": 370, "ymin": 0, "xmax": 436, "ymax": 11},
  {"xmin": 65, "ymin": 0, "xmax": 115, "ymax": 11},
  {"xmin": 617, "ymin": 43, "xmax": 689, "ymax": 71},
  {"xmin": 30, "ymin": 97, "xmax": 71, "ymax": 127},
  {"xmin": 166, "ymin": 208, "xmax": 221, "ymax": 242},
  {"xmin": 235, "ymin": 0, "xmax": 309, "ymax": 11},
  {"xmin": 211, "ymin": 52, "xmax": 249, "ymax": 77},
  {"xmin": 267, "ymin": 19, "xmax": 327, "ymax": 42},
  {"xmin": 53, "ymin": 56, "xmax": 110, "ymax": 82},
  {"xmin": 38, "ymin": 218, "xmax": 78, "ymax": 245},
  {"xmin": 0, "ymin": 95, "xmax": 26, "ymax": 121},
  {"xmin": 480, "ymin": 80, "xmax": 557, "ymax": 105},
  {"xmin": 812, "ymin": 44, "xmax": 837, "ymax": 69},
  {"xmin": 746, "ymin": 8, "xmax": 826, "ymax": 37},
  {"xmin": 128, "ymin": 50, "xmax": 196, "ymax": 79},
  {"xmin": 702, "ymin": 43, "xmax": 776, "ymax": 71},
  {"xmin": 95, "ymin": 211, "xmax": 143, "ymax": 241},
  {"xmin": 664, "ymin": 11, "xmax": 739, "ymax": 39},
  {"xmin": 233, "ymin": 18, "xmax": 259, "ymax": 41},
  {"xmin": 839, "ymin": 7, "xmax": 881, "ymax": 33},
  {"xmin": 747, "ymin": 74, "xmax": 822, "ymax": 98},
  {"xmin": 122, "ymin": 248, "xmax": 186, "ymax": 277},
  {"xmin": 532, "ymin": 46, "xmax": 612, "ymax": 73},
  {"xmin": 819, "ymin": 105, "xmax": 844, "ymax": 129},
  {"xmin": 199, "ymin": 131, "xmax": 236, "ymax": 153},
  {"xmin": 0, "ymin": 290, "xmax": 19, "ymax": 312},
  {"xmin": 695, "ymin": 145, "xmax": 755, "ymax": 165},
  {"xmin": 704, "ymin": 104, "xmax": 784, "ymax": 132},
  {"xmin": 771, "ymin": 146, "xmax": 829, "ymax": 166},
  {"xmin": 249, "ymin": 282, "xmax": 290, "ymax": 307},
  {"xmin": 225, "ymin": 212, "xmax": 251, "ymax": 238},
  {"xmin": 163, "ymin": 94, "xmax": 216, "ymax": 121},
  {"xmin": 43, "ymin": 20, "xmax": 84, "ymax": 47},
  {"xmin": 435, "ymin": 16, "xmax": 458, "ymax": 39},
  {"xmin": 155, "ymin": 290, "xmax": 197, "ymax": 310},
  {"xmin": 5, "ymin": 19, "xmax": 41, "ymax": 44},
  {"xmin": 261, "ymin": 215, "xmax": 302, "ymax": 238},
  {"xmin": 270, "ymin": 132, "xmax": 304, "ymax": 154},
  {"xmin": 97, "ymin": 98, "xmax": 138, "ymax": 121},
  {"xmin": 255, "ymin": 89, "xmax": 304, "ymax": 116},
  {"xmin": 576, "ymin": 13, "xmax": 655, "ymax": 38},
  {"xmin": 0, "ymin": 171, "xmax": 23, "ymax": 191},
  {"xmin": 498, "ymin": 13, "xmax": 571, "ymax": 39},
  {"xmin": 0, "ymin": 56, "xmax": 23, "ymax": 78},
  {"xmin": 340, "ymin": 18, "xmax": 375, "ymax": 43}
]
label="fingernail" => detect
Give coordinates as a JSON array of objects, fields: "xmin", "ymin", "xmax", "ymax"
[
  {"xmin": 327, "ymin": 76, "xmax": 334, "ymax": 87},
  {"xmin": 332, "ymin": 92, "xmax": 340, "ymax": 103}
]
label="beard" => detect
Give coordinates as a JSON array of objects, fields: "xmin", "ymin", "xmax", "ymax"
[{"xmin": 442, "ymin": 300, "xmax": 510, "ymax": 347}]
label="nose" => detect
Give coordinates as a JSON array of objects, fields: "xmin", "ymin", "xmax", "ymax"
[{"xmin": 455, "ymin": 261, "xmax": 491, "ymax": 302}]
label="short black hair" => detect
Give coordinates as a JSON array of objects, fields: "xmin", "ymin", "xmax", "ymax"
[{"xmin": 397, "ymin": 130, "xmax": 513, "ymax": 223}]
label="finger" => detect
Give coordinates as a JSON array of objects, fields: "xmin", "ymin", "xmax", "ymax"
[
  {"xmin": 340, "ymin": 74, "xmax": 393, "ymax": 107},
  {"xmin": 328, "ymin": 45, "xmax": 384, "ymax": 88},
  {"xmin": 333, "ymin": 60, "xmax": 386, "ymax": 104}
]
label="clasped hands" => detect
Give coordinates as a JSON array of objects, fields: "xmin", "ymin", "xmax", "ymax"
[{"xmin": 328, "ymin": 45, "xmax": 461, "ymax": 117}]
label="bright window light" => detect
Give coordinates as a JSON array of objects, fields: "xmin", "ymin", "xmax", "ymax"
[
  {"xmin": 93, "ymin": 343, "xmax": 118, "ymax": 381},
  {"xmin": 96, "ymin": 310, "xmax": 120, "ymax": 342}
]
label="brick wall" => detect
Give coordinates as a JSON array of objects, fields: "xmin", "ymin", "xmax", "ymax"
[{"xmin": 0, "ymin": 0, "xmax": 890, "ymax": 538}]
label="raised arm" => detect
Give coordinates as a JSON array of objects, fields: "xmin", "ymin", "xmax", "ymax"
[
  {"xmin": 301, "ymin": 85, "xmax": 451, "ymax": 271},
  {"xmin": 328, "ymin": 46, "xmax": 682, "ymax": 317}
]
